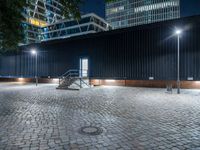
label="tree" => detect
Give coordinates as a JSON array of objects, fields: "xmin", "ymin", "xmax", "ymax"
[
  {"xmin": 60, "ymin": 0, "xmax": 117, "ymax": 19},
  {"xmin": 0, "ymin": 0, "xmax": 26, "ymax": 53},
  {"xmin": 0, "ymin": 0, "xmax": 116, "ymax": 53},
  {"xmin": 60, "ymin": 0, "xmax": 82, "ymax": 20}
]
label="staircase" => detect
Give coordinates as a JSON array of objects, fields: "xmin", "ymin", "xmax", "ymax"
[{"xmin": 56, "ymin": 69, "xmax": 91, "ymax": 90}]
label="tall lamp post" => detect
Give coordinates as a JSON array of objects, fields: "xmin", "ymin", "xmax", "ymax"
[
  {"xmin": 31, "ymin": 49, "xmax": 38, "ymax": 86},
  {"xmin": 175, "ymin": 29, "xmax": 182, "ymax": 94}
]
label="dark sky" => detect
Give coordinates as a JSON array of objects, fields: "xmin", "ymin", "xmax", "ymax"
[
  {"xmin": 81, "ymin": 0, "xmax": 200, "ymax": 18},
  {"xmin": 181, "ymin": 0, "xmax": 200, "ymax": 17},
  {"xmin": 81, "ymin": 0, "xmax": 105, "ymax": 18}
]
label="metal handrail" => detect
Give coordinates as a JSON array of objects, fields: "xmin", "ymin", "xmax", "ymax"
[
  {"xmin": 59, "ymin": 69, "xmax": 79, "ymax": 85},
  {"xmin": 80, "ymin": 78, "xmax": 91, "ymax": 88},
  {"xmin": 58, "ymin": 69, "xmax": 90, "ymax": 87},
  {"xmin": 62, "ymin": 72, "xmax": 79, "ymax": 79},
  {"xmin": 61, "ymin": 69, "xmax": 79, "ymax": 77},
  {"xmin": 57, "ymin": 69, "xmax": 91, "ymax": 89},
  {"xmin": 59, "ymin": 69, "xmax": 89, "ymax": 78}
]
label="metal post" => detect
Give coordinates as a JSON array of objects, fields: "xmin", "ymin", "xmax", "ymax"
[
  {"xmin": 36, "ymin": 53, "xmax": 38, "ymax": 86},
  {"xmin": 80, "ymin": 78, "xmax": 82, "ymax": 88},
  {"xmin": 177, "ymin": 35, "xmax": 180, "ymax": 94}
]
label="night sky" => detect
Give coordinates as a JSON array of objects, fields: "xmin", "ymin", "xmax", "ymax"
[
  {"xmin": 81, "ymin": 0, "xmax": 105, "ymax": 18},
  {"xmin": 80, "ymin": 0, "xmax": 200, "ymax": 18}
]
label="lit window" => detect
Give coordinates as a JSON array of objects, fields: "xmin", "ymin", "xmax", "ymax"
[
  {"xmin": 108, "ymin": 6, "xmax": 125, "ymax": 14},
  {"xmin": 28, "ymin": 18, "xmax": 47, "ymax": 27},
  {"xmin": 134, "ymin": 1, "xmax": 178, "ymax": 13}
]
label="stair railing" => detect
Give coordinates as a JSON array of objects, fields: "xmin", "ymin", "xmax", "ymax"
[
  {"xmin": 79, "ymin": 78, "xmax": 91, "ymax": 88},
  {"xmin": 58, "ymin": 69, "xmax": 91, "ymax": 88},
  {"xmin": 59, "ymin": 69, "xmax": 79, "ymax": 85}
]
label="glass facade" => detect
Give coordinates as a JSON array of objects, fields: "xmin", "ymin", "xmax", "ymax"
[
  {"xmin": 41, "ymin": 13, "xmax": 112, "ymax": 41},
  {"xmin": 106, "ymin": 0, "xmax": 180, "ymax": 29},
  {"xmin": 22, "ymin": 1, "xmax": 111, "ymax": 44},
  {"xmin": 23, "ymin": 0, "xmax": 63, "ymax": 44}
]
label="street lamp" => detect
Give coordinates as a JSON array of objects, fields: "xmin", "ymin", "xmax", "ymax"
[
  {"xmin": 176, "ymin": 30, "xmax": 182, "ymax": 35},
  {"xmin": 175, "ymin": 29, "xmax": 182, "ymax": 94},
  {"xmin": 31, "ymin": 49, "xmax": 38, "ymax": 86},
  {"xmin": 31, "ymin": 49, "xmax": 37, "ymax": 55}
]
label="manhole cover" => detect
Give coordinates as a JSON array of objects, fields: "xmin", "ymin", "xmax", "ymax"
[{"xmin": 78, "ymin": 126, "xmax": 103, "ymax": 136}]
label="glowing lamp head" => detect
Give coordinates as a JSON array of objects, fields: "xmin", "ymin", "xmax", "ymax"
[
  {"xmin": 31, "ymin": 49, "xmax": 37, "ymax": 55},
  {"xmin": 175, "ymin": 29, "xmax": 182, "ymax": 35}
]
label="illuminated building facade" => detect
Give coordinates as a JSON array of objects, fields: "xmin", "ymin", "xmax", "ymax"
[
  {"xmin": 106, "ymin": 0, "xmax": 180, "ymax": 29},
  {"xmin": 22, "ymin": 1, "xmax": 110, "ymax": 44},
  {"xmin": 41, "ymin": 13, "xmax": 111, "ymax": 41},
  {"xmin": 23, "ymin": 0, "xmax": 63, "ymax": 44}
]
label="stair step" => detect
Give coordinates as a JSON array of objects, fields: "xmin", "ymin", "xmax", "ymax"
[
  {"xmin": 57, "ymin": 75, "xmax": 90, "ymax": 90},
  {"xmin": 56, "ymin": 87, "xmax": 80, "ymax": 90}
]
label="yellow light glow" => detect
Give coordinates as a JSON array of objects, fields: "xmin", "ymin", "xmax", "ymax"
[
  {"xmin": 53, "ymin": 78, "xmax": 59, "ymax": 83},
  {"xmin": 18, "ymin": 78, "xmax": 24, "ymax": 82},
  {"xmin": 105, "ymin": 80, "xmax": 116, "ymax": 83},
  {"xmin": 28, "ymin": 18, "xmax": 47, "ymax": 27},
  {"xmin": 195, "ymin": 81, "xmax": 200, "ymax": 84}
]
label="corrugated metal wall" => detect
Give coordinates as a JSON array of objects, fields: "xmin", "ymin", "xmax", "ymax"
[
  {"xmin": 89, "ymin": 16, "xmax": 200, "ymax": 80},
  {"xmin": 0, "ymin": 16, "xmax": 200, "ymax": 80}
]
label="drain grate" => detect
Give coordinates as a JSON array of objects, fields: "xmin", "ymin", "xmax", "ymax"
[{"xmin": 78, "ymin": 126, "xmax": 103, "ymax": 136}]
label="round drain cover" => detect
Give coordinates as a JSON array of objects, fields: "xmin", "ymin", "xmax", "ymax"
[{"xmin": 78, "ymin": 126, "xmax": 103, "ymax": 136}]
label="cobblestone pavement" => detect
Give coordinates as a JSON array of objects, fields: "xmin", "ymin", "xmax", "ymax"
[{"xmin": 0, "ymin": 82, "xmax": 200, "ymax": 150}]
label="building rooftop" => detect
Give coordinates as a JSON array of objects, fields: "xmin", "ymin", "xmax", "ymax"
[{"xmin": 41, "ymin": 13, "xmax": 112, "ymax": 41}]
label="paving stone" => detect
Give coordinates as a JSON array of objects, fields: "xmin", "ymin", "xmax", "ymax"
[{"xmin": 0, "ymin": 83, "xmax": 200, "ymax": 149}]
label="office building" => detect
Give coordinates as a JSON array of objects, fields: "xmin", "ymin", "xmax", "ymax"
[
  {"xmin": 22, "ymin": 1, "xmax": 110, "ymax": 44},
  {"xmin": 41, "ymin": 13, "xmax": 111, "ymax": 41},
  {"xmin": 106, "ymin": 0, "xmax": 180, "ymax": 29},
  {"xmin": 23, "ymin": 0, "xmax": 63, "ymax": 44}
]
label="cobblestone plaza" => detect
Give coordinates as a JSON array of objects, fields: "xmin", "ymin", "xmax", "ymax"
[{"xmin": 0, "ymin": 83, "xmax": 200, "ymax": 149}]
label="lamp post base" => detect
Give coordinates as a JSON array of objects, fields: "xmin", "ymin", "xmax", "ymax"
[
  {"xmin": 35, "ymin": 77, "xmax": 38, "ymax": 86},
  {"xmin": 177, "ymin": 81, "xmax": 180, "ymax": 94}
]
